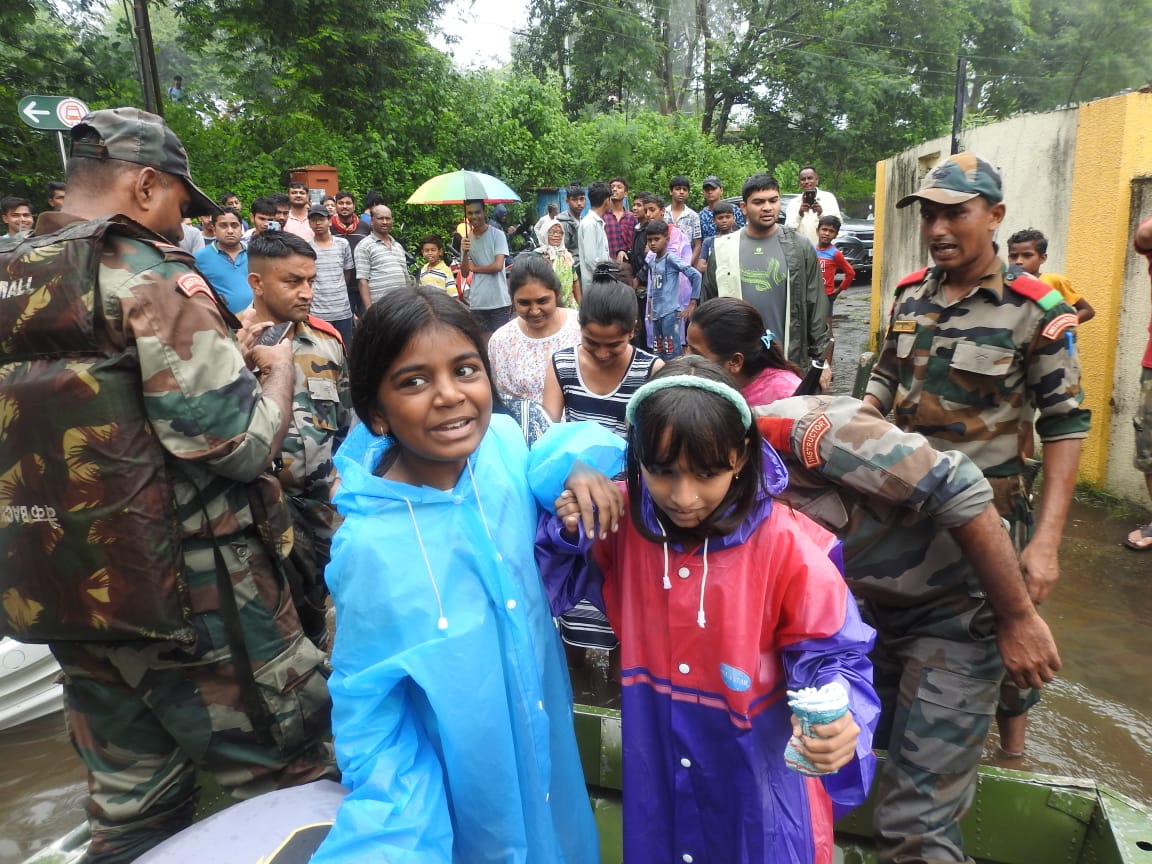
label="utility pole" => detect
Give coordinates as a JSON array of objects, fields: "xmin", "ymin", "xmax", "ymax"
[
  {"xmin": 132, "ymin": 0, "xmax": 163, "ymax": 115},
  {"xmin": 950, "ymin": 54, "xmax": 967, "ymax": 155}
]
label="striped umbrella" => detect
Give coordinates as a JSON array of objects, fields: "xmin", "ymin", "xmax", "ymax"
[{"xmin": 407, "ymin": 170, "xmax": 521, "ymax": 205}]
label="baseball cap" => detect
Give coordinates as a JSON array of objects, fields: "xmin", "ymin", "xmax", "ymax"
[
  {"xmin": 702, "ymin": 175, "xmax": 722, "ymax": 189},
  {"xmin": 68, "ymin": 107, "xmax": 219, "ymax": 218},
  {"xmin": 895, "ymin": 153, "xmax": 1003, "ymax": 209},
  {"xmin": 307, "ymin": 204, "xmax": 330, "ymax": 219}
]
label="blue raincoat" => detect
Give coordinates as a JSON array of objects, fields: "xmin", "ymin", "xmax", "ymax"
[{"xmin": 312, "ymin": 416, "xmax": 612, "ymax": 863}]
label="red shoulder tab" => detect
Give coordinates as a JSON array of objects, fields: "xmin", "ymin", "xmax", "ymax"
[
  {"xmin": 175, "ymin": 271, "xmax": 214, "ymax": 300},
  {"xmin": 307, "ymin": 315, "xmax": 345, "ymax": 349},
  {"xmin": 756, "ymin": 416, "xmax": 795, "ymax": 454},
  {"xmin": 1002, "ymin": 271, "xmax": 1049, "ymax": 302},
  {"xmin": 897, "ymin": 267, "xmax": 929, "ymax": 289}
]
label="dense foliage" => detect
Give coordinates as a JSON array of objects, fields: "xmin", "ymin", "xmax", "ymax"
[{"xmin": 2, "ymin": 0, "xmax": 1150, "ymax": 233}]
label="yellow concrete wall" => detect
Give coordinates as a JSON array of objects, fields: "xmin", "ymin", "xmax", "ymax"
[
  {"xmin": 872, "ymin": 93, "xmax": 1152, "ymax": 501},
  {"xmin": 1064, "ymin": 92, "xmax": 1152, "ymax": 488}
]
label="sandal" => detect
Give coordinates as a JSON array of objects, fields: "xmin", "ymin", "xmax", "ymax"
[{"xmin": 1124, "ymin": 523, "xmax": 1152, "ymax": 551}]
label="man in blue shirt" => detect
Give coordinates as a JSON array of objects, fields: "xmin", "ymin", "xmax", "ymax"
[{"xmin": 194, "ymin": 207, "xmax": 251, "ymax": 313}]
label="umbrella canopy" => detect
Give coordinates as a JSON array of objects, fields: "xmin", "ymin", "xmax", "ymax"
[{"xmin": 407, "ymin": 170, "xmax": 521, "ymax": 205}]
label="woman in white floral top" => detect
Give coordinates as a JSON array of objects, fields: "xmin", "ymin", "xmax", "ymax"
[{"xmin": 487, "ymin": 255, "xmax": 582, "ymax": 403}]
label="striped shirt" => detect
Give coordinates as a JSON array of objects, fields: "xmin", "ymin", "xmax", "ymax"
[
  {"xmin": 551, "ymin": 345, "xmax": 658, "ymax": 438},
  {"xmin": 309, "ymin": 236, "xmax": 354, "ymax": 320},
  {"xmin": 354, "ymin": 234, "xmax": 409, "ymax": 301},
  {"xmin": 419, "ymin": 261, "xmax": 457, "ymax": 296}
]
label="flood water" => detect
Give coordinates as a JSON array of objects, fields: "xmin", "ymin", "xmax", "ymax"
[{"xmin": 2, "ymin": 287, "xmax": 1151, "ymax": 863}]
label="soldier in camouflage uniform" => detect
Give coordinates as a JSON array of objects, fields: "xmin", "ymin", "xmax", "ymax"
[
  {"xmin": 863, "ymin": 153, "xmax": 1089, "ymax": 862},
  {"xmin": 754, "ymin": 395, "xmax": 1061, "ymax": 864},
  {"xmin": 245, "ymin": 231, "xmax": 352, "ymax": 647},
  {"xmin": 0, "ymin": 108, "xmax": 335, "ymax": 863}
]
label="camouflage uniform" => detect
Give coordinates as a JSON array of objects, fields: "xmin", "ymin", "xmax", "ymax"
[
  {"xmin": 866, "ymin": 263, "xmax": 1088, "ymax": 480},
  {"xmin": 864, "ymin": 258, "xmax": 1088, "ymax": 863},
  {"xmin": 756, "ymin": 395, "xmax": 1003, "ymax": 864},
  {"xmin": 4, "ymin": 208, "xmax": 336, "ymax": 863},
  {"xmin": 276, "ymin": 317, "xmax": 351, "ymax": 641}
]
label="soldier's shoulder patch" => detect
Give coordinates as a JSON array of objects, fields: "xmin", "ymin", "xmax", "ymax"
[
  {"xmin": 1041, "ymin": 312, "xmax": 1078, "ymax": 341},
  {"xmin": 756, "ymin": 416, "xmax": 794, "ymax": 454},
  {"xmin": 799, "ymin": 413, "xmax": 832, "ymax": 469},
  {"xmin": 1005, "ymin": 271, "xmax": 1064, "ymax": 311},
  {"xmin": 175, "ymin": 272, "xmax": 213, "ymax": 300},
  {"xmin": 307, "ymin": 315, "xmax": 345, "ymax": 348},
  {"xmin": 896, "ymin": 267, "xmax": 929, "ymax": 290}
]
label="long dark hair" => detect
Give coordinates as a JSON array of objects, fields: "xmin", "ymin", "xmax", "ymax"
[
  {"xmin": 349, "ymin": 287, "xmax": 503, "ymax": 475},
  {"xmin": 690, "ymin": 298, "xmax": 801, "ymax": 379},
  {"xmin": 626, "ymin": 356, "xmax": 764, "ymax": 545}
]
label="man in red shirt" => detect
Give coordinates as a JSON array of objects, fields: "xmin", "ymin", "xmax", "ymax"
[
  {"xmin": 1127, "ymin": 217, "xmax": 1152, "ymax": 550},
  {"xmin": 604, "ymin": 176, "xmax": 637, "ymax": 263}
]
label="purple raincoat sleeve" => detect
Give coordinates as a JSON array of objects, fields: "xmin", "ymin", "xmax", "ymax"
[
  {"xmin": 782, "ymin": 602, "xmax": 880, "ymax": 818},
  {"xmin": 534, "ymin": 512, "xmax": 607, "ymax": 618}
]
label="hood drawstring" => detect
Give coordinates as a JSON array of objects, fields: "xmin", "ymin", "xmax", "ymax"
[
  {"xmin": 404, "ymin": 497, "xmax": 448, "ymax": 631},
  {"xmin": 697, "ymin": 538, "xmax": 710, "ymax": 629},
  {"xmin": 466, "ymin": 461, "xmax": 502, "ymax": 561},
  {"xmin": 657, "ymin": 521, "xmax": 672, "ymax": 590},
  {"xmin": 402, "ymin": 460, "xmax": 500, "ymax": 634},
  {"xmin": 658, "ymin": 521, "xmax": 711, "ymax": 629}
]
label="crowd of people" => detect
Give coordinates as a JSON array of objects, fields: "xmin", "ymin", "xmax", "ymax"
[{"xmin": 0, "ymin": 106, "xmax": 1139, "ymax": 864}]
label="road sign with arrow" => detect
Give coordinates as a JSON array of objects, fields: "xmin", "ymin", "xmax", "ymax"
[{"xmin": 17, "ymin": 96, "xmax": 90, "ymax": 131}]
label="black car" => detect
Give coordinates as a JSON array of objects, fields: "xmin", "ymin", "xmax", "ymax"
[{"xmin": 833, "ymin": 216, "xmax": 874, "ymax": 284}]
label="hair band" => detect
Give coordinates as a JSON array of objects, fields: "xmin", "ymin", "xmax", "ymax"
[
  {"xmin": 626, "ymin": 375, "xmax": 752, "ymax": 430},
  {"xmin": 760, "ymin": 329, "xmax": 777, "ymax": 352}
]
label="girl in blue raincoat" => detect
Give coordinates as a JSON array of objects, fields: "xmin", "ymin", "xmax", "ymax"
[{"xmin": 312, "ymin": 287, "xmax": 621, "ymax": 863}]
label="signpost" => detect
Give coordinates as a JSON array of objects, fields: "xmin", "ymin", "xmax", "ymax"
[{"xmin": 17, "ymin": 95, "xmax": 91, "ymax": 172}]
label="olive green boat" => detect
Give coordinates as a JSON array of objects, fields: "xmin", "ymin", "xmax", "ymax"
[{"xmin": 23, "ymin": 703, "xmax": 1152, "ymax": 864}]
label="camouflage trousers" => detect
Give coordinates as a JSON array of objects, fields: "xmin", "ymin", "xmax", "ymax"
[
  {"xmin": 51, "ymin": 531, "xmax": 338, "ymax": 864},
  {"xmin": 989, "ymin": 477, "xmax": 1040, "ymax": 719},
  {"xmin": 863, "ymin": 595, "xmax": 1004, "ymax": 864}
]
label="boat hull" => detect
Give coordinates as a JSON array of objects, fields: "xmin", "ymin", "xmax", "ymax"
[
  {"xmin": 19, "ymin": 703, "xmax": 1152, "ymax": 864},
  {"xmin": 0, "ymin": 638, "xmax": 64, "ymax": 731}
]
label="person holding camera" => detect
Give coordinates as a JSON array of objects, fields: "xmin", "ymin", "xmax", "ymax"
[{"xmin": 785, "ymin": 164, "xmax": 841, "ymax": 245}]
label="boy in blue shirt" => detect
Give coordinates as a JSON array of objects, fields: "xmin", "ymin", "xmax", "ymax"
[
  {"xmin": 698, "ymin": 200, "xmax": 738, "ymax": 273},
  {"xmin": 644, "ymin": 218, "xmax": 701, "ymax": 359}
]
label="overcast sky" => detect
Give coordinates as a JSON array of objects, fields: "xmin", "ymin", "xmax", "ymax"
[{"xmin": 433, "ymin": 0, "xmax": 524, "ymax": 69}]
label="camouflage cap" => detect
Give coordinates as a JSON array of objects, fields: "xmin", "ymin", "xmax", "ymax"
[
  {"xmin": 69, "ymin": 107, "xmax": 219, "ymax": 218},
  {"xmin": 895, "ymin": 152, "xmax": 1003, "ymax": 209}
]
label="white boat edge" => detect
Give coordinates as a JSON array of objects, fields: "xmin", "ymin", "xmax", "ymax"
[{"xmin": 0, "ymin": 637, "xmax": 65, "ymax": 731}]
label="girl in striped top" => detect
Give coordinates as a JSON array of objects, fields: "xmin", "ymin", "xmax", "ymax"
[
  {"xmin": 542, "ymin": 271, "xmax": 663, "ymax": 435},
  {"xmin": 542, "ymin": 269, "xmax": 662, "ymax": 660}
]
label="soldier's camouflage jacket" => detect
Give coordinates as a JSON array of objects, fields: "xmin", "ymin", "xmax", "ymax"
[
  {"xmin": 0, "ymin": 212, "xmax": 287, "ymax": 642},
  {"xmin": 866, "ymin": 265, "xmax": 1090, "ymax": 477},
  {"xmin": 277, "ymin": 317, "xmax": 351, "ymax": 556},
  {"xmin": 756, "ymin": 395, "xmax": 992, "ymax": 606}
]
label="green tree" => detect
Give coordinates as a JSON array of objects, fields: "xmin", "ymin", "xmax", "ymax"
[{"xmin": 0, "ymin": 1, "xmax": 139, "ymax": 202}]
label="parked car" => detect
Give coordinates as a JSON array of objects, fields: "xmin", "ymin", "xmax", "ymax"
[{"xmin": 834, "ymin": 215, "xmax": 874, "ymax": 284}]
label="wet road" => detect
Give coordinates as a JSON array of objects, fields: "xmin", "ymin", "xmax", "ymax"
[{"xmin": 2, "ymin": 286, "xmax": 1151, "ymax": 862}]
